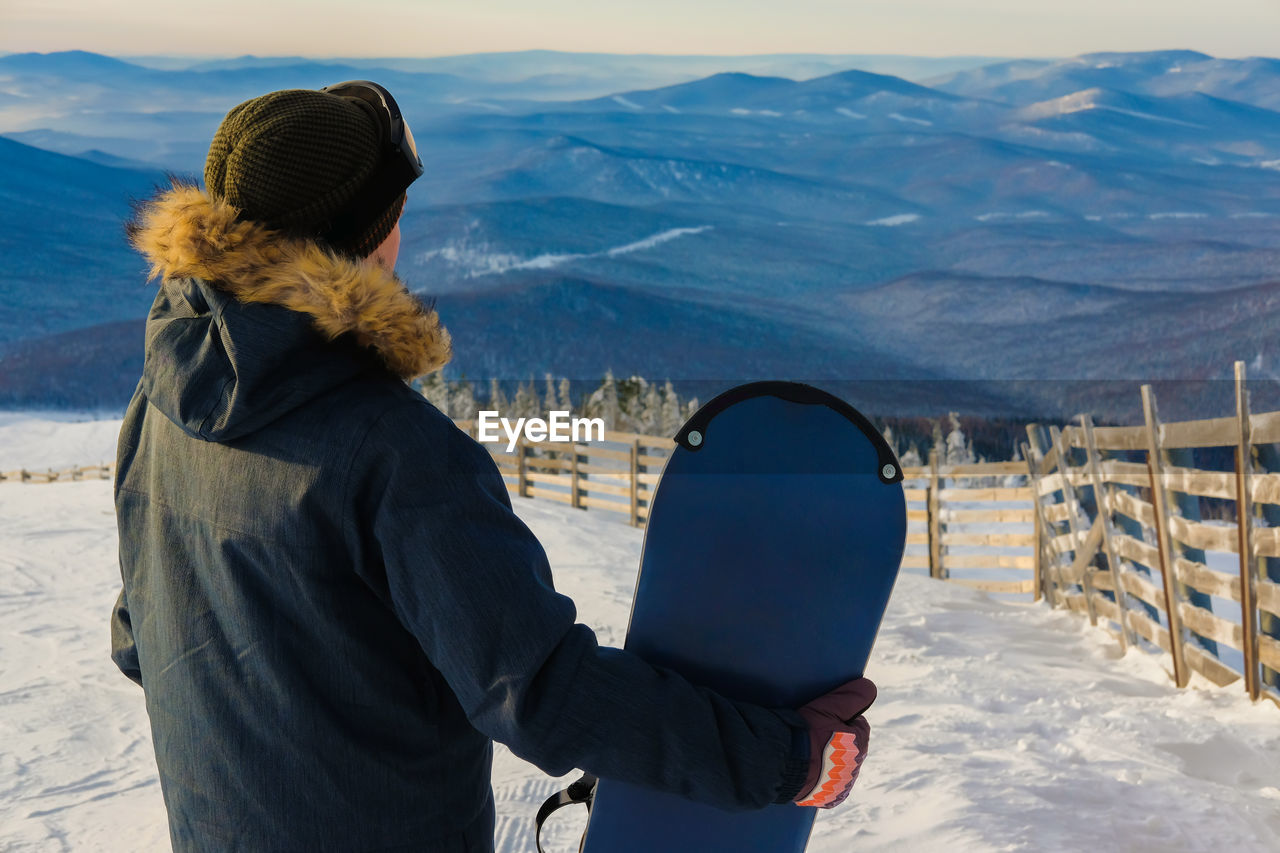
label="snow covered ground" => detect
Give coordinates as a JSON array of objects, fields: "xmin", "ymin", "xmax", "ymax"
[{"xmin": 2, "ymin": 416, "xmax": 1279, "ymax": 852}]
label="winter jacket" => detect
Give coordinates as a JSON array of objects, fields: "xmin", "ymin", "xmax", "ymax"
[{"xmin": 111, "ymin": 184, "xmax": 810, "ymax": 853}]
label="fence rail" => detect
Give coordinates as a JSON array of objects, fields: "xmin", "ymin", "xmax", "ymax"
[
  {"xmin": 1024, "ymin": 361, "xmax": 1280, "ymax": 708},
  {"xmin": 1, "ymin": 465, "xmax": 114, "ymax": 483},
  {"xmin": 9, "ymin": 364, "xmax": 1279, "ymax": 708}
]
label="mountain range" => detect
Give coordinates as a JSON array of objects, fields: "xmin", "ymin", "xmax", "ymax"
[{"xmin": 4, "ymin": 48, "xmax": 1280, "ymax": 425}]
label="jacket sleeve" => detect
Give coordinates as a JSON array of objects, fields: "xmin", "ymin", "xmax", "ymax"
[
  {"xmin": 350, "ymin": 400, "xmax": 810, "ymax": 812},
  {"xmin": 110, "ymin": 586, "xmax": 144, "ymax": 687}
]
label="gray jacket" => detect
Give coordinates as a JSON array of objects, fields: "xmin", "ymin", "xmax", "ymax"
[{"xmin": 111, "ymin": 184, "xmax": 808, "ymax": 852}]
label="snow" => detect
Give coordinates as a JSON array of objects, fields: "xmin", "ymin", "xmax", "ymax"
[
  {"xmin": 975, "ymin": 210, "xmax": 1051, "ymax": 222},
  {"xmin": 604, "ymin": 226, "xmax": 713, "ymax": 257},
  {"xmin": 1101, "ymin": 105, "xmax": 1204, "ymax": 128},
  {"xmin": 0, "ymin": 413, "xmax": 125, "ymax": 472},
  {"xmin": 866, "ymin": 214, "xmax": 921, "ymax": 227},
  {"xmin": 888, "ymin": 113, "xmax": 933, "ymax": 127},
  {"xmin": 836, "ymin": 107, "xmax": 866, "ymax": 119},
  {"xmin": 2, "ymin": 417, "xmax": 1279, "ymax": 852},
  {"xmin": 416, "ymin": 226, "xmax": 713, "ymax": 278},
  {"xmin": 610, "ymin": 95, "xmax": 641, "ymax": 110}
]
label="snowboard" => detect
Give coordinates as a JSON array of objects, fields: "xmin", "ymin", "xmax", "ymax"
[{"xmin": 579, "ymin": 381, "xmax": 907, "ymax": 853}]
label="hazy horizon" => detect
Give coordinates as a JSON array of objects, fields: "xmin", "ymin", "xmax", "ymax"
[{"xmin": 4, "ymin": 0, "xmax": 1278, "ymax": 60}]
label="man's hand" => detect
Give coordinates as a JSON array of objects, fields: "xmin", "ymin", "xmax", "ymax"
[{"xmin": 792, "ymin": 676, "xmax": 875, "ymax": 808}]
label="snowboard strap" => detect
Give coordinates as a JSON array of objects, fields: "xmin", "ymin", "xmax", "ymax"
[{"xmin": 534, "ymin": 772, "xmax": 598, "ymax": 853}]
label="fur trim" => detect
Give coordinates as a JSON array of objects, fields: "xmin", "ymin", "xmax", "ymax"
[{"xmin": 128, "ymin": 183, "xmax": 451, "ymax": 380}]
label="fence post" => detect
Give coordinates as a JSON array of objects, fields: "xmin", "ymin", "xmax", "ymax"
[
  {"xmin": 1053, "ymin": 426, "xmax": 1099, "ymax": 626},
  {"xmin": 1234, "ymin": 361, "xmax": 1262, "ymax": 700},
  {"xmin": 1081, "ymin": 414, "xmax": 1133, "ymax": 650},
  {"xmin": 1032, "ymin": 484, "xmax": 1043, "ymax": 603},
  {"xmin": 629, "ymin": 439, "xmax": 640, "ymax": 528},
  {"xmin": 517, "ymin": 437, "xmax": 529, "ymax": 498},
  {"xmin": 1142, "ymin": 384, "xmax": 1189, "ymax": 688},
  {"xmin": 1023, "ymin": 439, "xmax": 1048, "ymax": 604},
  {"xmin": 570, "ymin": 444, "xmax": 582, "ymax": 510},
  {"xmin": 928, "ymin": 449, "xmax": 943, "ymax": 579},
  {"xmin": 1025, "ymin": 426, "xmax": 1065, "ymax": 608}
]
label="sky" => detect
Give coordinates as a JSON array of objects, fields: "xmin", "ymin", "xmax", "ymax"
[{"xmin": 3, "ymin": 0, "xmax": 1279, "ymax": 59}]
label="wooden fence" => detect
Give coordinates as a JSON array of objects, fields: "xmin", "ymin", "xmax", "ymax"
[
  {"xmin": 453, "ymin": 421, "xmax": 673, "ymax": 528},
  {"xmin": 8, "ymin": 371, "xmax": 1278, "ymax": 707},
  {"xmin": 0, "ymin": 464, "xmax": 114, "ymax": 483},
  {"xmin": 1023, "ymin": 361, "xmax": 1280, "ymax": 707}
]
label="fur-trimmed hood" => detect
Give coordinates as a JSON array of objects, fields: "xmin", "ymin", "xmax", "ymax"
[
  {"xmin": 126, "ymin": 183, "xmax": 451, "ymax": 441},
  {"xmin": 129, "ymin": 183, "xmax": 450, "ymax": 381}
]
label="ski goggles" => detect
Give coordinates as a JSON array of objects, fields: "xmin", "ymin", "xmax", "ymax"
[{"xmin": 319, "ymin": 79, "xmax": 424, "ymax": 231}]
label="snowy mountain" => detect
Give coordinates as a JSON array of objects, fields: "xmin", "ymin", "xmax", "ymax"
[
  {"xmin": 929, "ymin": 50, "xmax": 1280, "ymax": 112},
  {"xmin": 5, "ymin": 49, "xmax": 1280, "ymax": 416},
  {"xmin": 0, "ymin": 138, "xmax": 161, "ymax": 344}
]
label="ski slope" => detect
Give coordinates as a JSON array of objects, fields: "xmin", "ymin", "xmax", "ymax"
[{"xmin": 1, "ymin": 416, "xmax": 1278, "ymax": 852}]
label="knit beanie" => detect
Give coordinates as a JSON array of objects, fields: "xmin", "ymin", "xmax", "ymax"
[{"xmin": 204, "ymin": 89, "xmax": 406, "ymax": 258}]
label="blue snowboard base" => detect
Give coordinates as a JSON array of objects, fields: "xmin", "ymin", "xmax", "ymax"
[{"xmin": 579, "ymin": 382, "xmax": 906, "ymax": 853}]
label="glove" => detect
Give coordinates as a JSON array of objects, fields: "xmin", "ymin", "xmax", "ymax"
[{"xmin": 792, "ymin": 676, "xmax": 876, "ymax": 809}]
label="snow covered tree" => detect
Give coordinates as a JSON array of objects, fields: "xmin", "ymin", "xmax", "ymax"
[
  {"xmin": 899, "ymin": 443, "xmax": 923, "ymax": 469},
  {"xmin": 488, "ymin": 378, "xmax": 509, "ymax": 417},
  {"xmin": 450, "ymin": 380, "xmax": 477, "ymax": 422},
  {"xmin": 945, "ymin": 413, "xmax": 975, "ymax": 467},
  {"xmin": 513, "ymin": 379, "xmax": 538, "ymax": 421},
  {"xmin": 584, "ymin": 371, "xmax": 621, "ymax": 432},
  {"xmin": 638, "ymin": 381, "xmax": 662, "ymax": 435},
  {"xmin": 558, "ymin": 378, "xmax": 573, "ymax": 414},
  {"xmin": 660, "ymin": 380, "xmax": 684, "ymax": 437},
  {"xmin": 544, "ymin": 374, "xmax": 559, "ymax": 415},
  {"xmin": 417, "ymin": 372, "xmax": 450, "ymax": 415},
  {"xmin": 614, "ymin": 375, "xmax": 647, "ymax": 433}
]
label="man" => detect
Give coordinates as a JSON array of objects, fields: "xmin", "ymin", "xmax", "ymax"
[{"xmin": 111, "ymin": 82, "xmax": 875, "ymax": 852}]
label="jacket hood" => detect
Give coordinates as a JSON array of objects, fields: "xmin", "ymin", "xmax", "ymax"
[{"xmin": 128, "ymin": 183, "xmax": 451, "ymax": 441}]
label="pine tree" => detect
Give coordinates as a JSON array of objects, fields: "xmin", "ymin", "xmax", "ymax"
[
  {"xmin": 514, "ymin": 379, "xmax": 537, "ymax": 420},
  {"xmin": 640, "ymin": 381, "xmax": 662, "ymax": 435},
  {"xmin": 544, "ymin": 373, "xmax": 558, "ymax": 416},
  {"xmin": 488, "ymin": 378, "xmax": 509, "ymax": 416},
  {"xmin": 660, "ymin": 380, "xmax": 684, "ymax": 437},
  {"xmin": 945, "ymin": 412, "xmax": 975, "ymax": 467},
  {"xmin": 945, "ymin": 412, "xmax": 985, "ymax": 485},
  {"xmin": 615, "ymin": 375, "xmax": 646, "ymax": 433},
  {"xmin": 419, "ymin": 372, "xmax": 450, "ymax": 415},
  {"xmin": 585, "ymin": 371, "xmax": 620, "ymax": 432},
  {"xmin": 558, "ymin": 378, "xmax": 573, "ymax": 415},
  {"xmin": 451, "ymin": 380, "xmax": 477, "ymax": 422}
]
